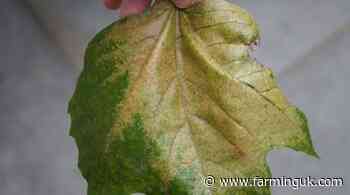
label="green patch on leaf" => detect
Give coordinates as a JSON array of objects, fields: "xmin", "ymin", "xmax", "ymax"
[{"xmin": 87, "ymin": 114, "xmax": 166, "ymax": 195}]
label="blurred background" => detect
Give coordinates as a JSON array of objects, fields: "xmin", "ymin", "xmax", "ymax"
[{"xmin": 1, "ymin": 0, "xmax": 349, "ymax": 194}]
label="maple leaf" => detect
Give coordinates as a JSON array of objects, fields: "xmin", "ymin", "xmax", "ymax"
[{"xmin": 69, "ymin": 0, "xmax": 317, "ymax": 194}]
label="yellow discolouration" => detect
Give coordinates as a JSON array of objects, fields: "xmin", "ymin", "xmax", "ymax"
[{"xmin": 74, "ymin": 0, "xmax": 317, "ymax": 194}]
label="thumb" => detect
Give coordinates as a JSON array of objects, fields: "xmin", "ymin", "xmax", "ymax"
[{"xmin": 119, "ymin": 0, "xmax": 151, "ymax": 16}]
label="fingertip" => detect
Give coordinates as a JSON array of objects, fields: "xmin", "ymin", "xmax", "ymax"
[
  {"xmin": 119, "ymin": 0, "xmax": 151, "ymax": 17},
  {"xmin": 104, "ymin": 0, "xmax": 122, "ymax": 10}
]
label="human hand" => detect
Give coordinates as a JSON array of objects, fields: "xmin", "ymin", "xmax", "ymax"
[{"xmin": 104, "ymin": 0, "xmax": 201, "ymax": 16}]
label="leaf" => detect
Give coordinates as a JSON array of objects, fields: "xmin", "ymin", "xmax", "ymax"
[{"xmin": 68, "ymin": 0, "xmax": 318, "ymax": 194}]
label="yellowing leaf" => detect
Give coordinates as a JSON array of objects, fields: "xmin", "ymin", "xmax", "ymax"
[{"xmin": 69, "ymin": 0, "xmax": 317, "ymax": 194}]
